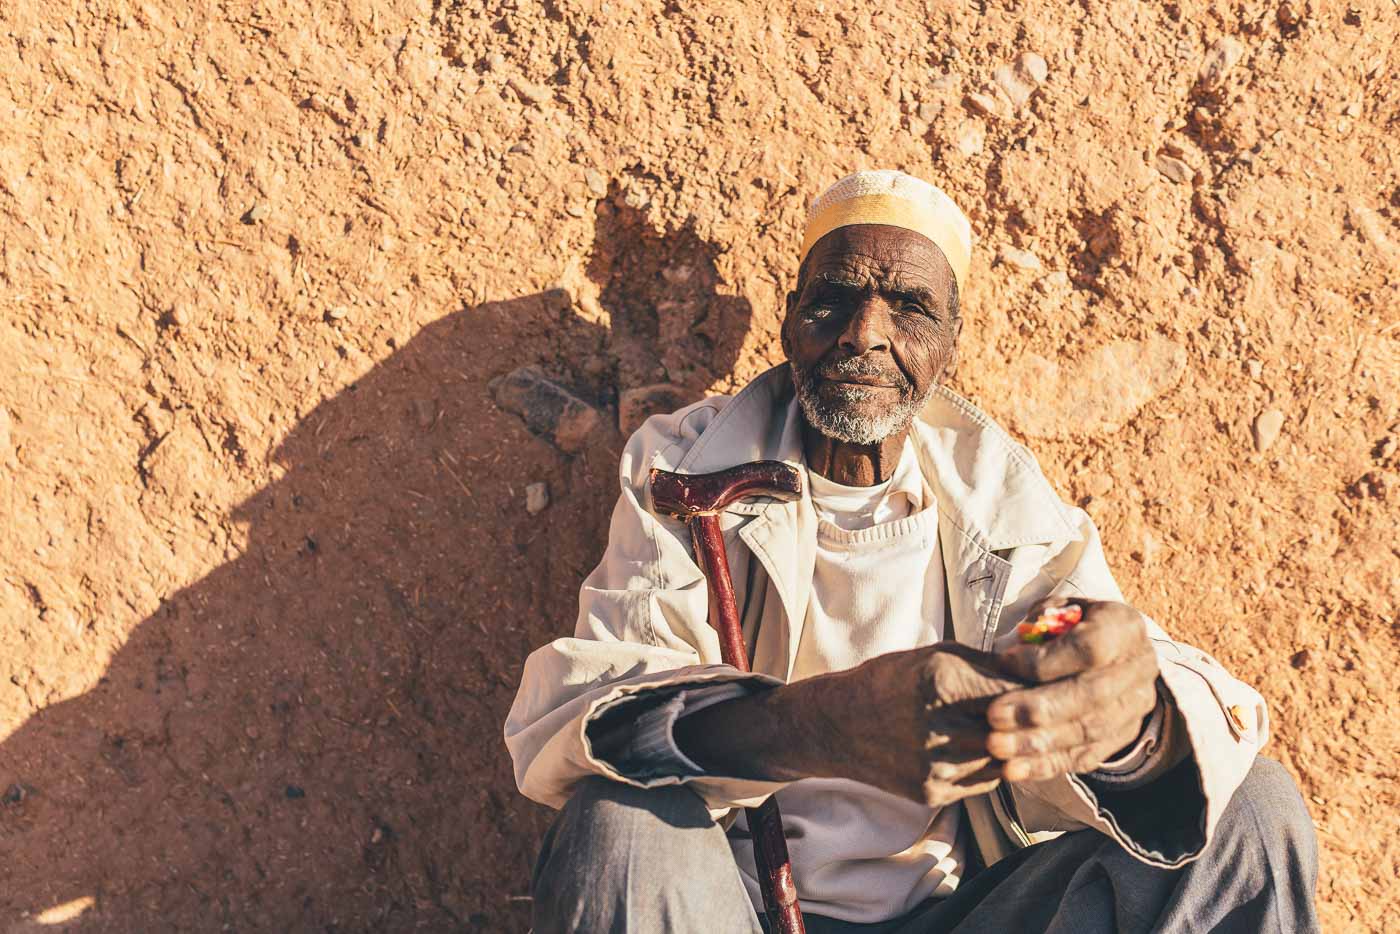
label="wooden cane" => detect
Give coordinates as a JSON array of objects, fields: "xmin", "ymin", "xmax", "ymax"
[{"xmin": 650, "ymin": 461, "xmax": 806, "ymax": 934}]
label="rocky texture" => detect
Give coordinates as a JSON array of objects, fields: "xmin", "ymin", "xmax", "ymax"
[
  {"xmin": 490, "ymin": 366, "xmax": 602, "ymax": 453},
  {"xmin": 0, "ymin": 1, "xmax": 1395, "ymax": 931},
  {"xmin": 1005, "ymin": 338, "xmax": 1188, "ymax": 438}
]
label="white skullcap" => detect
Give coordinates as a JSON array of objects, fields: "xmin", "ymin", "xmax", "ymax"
[{"xmin": 800, "ymin": 170, "xmax": 972, "ymax": 290}]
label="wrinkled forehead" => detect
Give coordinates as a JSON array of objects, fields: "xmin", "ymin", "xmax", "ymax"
[{"xmin": 799, "ymin": 224, "xmax": 954, "ymax": 292}]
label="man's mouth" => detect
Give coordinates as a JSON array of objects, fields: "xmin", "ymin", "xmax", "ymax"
[
  {"xmin": 823, "ymin": 375, "xmax": 898, "ymax": 389},
  {"xmin": 816, "ymin": 366, "xmax": 905, "ymax": 389}
]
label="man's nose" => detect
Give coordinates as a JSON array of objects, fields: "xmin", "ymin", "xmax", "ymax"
[{"xmin": 839, "ymin": 298, "xmax": 894, "ymax": 355}]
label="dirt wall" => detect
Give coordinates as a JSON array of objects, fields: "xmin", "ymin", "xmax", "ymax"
[{"xmin": 1, "ymin": 0, "xmax": 1396, "ymax": 930}]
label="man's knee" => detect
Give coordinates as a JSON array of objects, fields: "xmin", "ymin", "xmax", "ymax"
[
  {"xmin": 533, "ymin": 778, "xmax": 757, "ymax": 933},
  {"xmin": 558, "ymin": 776, "xmax": 714, "ymax": 838},
  {"xmin": 1223, "ymin": 757, "xmax": 1317, "ymax": 871},
  {"xmin": 534, "ymin": 777, "xmax": 722, "ymax": 890}
]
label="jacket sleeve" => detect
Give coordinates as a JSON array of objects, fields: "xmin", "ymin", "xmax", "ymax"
[
  {"xmin": 503, "ymin": 401, "xmax": 786, "ymax": 811},
  {"xmin": 997, "ymin": 504, "xmax": 1268, "ymax": 868}
]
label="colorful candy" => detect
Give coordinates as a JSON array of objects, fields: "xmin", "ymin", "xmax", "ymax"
[{"xmin": 1017, "ymin": 603, "xmax": 1084, "ymax": 644}]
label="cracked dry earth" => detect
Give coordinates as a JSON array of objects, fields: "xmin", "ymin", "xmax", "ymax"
[{"xmin": 1, "ymin": 0, "xmax": 1396, "ymax": 931}]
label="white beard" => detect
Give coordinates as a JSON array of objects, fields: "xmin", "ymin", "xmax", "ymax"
[{"xmin": 792, "ymin": 366, "xmax": 933, "ymax": 445}]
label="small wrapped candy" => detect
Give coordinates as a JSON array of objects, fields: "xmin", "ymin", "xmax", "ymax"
[{"xmin": 1017, "ymin": 603, "xmax": 1084, "ymax": 644}]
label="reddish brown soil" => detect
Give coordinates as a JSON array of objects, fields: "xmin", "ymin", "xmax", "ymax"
[{"xmin": 1, "ymin": 1, "xmax": 1396, "ymax": 931}]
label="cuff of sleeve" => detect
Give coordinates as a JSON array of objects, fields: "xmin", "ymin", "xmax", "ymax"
[{"xmin": 598, "ymin": 682, "xmax": 762, "ymax": 781}]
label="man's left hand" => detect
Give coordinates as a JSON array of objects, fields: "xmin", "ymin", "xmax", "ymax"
[{"xmin": 985, "ymin": 599, "xmax": 1160, "ymax": 782}]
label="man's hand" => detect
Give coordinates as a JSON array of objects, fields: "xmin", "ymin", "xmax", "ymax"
[
  {"xmin": 674, "ymin": 643, "xmax": 1027, "ymax": 808},
  {"xmin": 985, "ymin": 598, "xmax": 1160, "ymax": 782},
  {"xmin": 839, "ymin": 643, "xmax": 1026, "ymax": 807}
]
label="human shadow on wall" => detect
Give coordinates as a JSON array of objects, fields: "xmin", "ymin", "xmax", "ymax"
[{"xmin": 0, "ymin": 199, "xmax": 753, "ymax": 932}]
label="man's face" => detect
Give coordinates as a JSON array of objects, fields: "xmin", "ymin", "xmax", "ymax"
[{"xmin": 782, "ymin": 224, "xmax": 962, "ymax": 445}]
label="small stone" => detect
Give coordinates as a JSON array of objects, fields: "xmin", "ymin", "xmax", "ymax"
[
  {"xmin": 508, "ymin": 75, "xmax": 552, "ymax": 106},
  {"xmin": 170, "ymin": 303, "xmax": 190, "ymax": 326},
  {"xmin": 930, "ymin": 72, "xmax": 959, "ymax": 91},
  {"xmin": 382, "ymin": 35, "xmax": 406, "ymax": 53},
  {"xmin": 135, "ymin": 400, "xmax": 171, "ymax": 437},
  {"xmin": 1290, "ymin": 649, "xmax": 1311, "ymax": 670},
  {"xmin": 618, "ymin": 384, "xmax": 692, "ymax": 436},
  {"xmin": 955, "ymin": 121, "xmax": 985, "ymax": 157},
  {"xmin": 489, "ymin": 366, "xmax": 601, "ymax": 452},
  {"xmin": 1085, "ymin": 473, "xmax": 1113, "ymax": 497},
  {"xmin": 1155, "ymin": 154, "xmax": 1194, "ymax": 184},
  {"xmin": 508, "ymin": 141, "xmax": 532, "ymax": 155},
  {"xmin": 285, "ymin": 785, "xmax": 305, "ymax": 799},
  {"xmin": 584, "ymin": 169, "xmax": 608, "ymax": 198},
  {"xmin": 1348, "ymin": 202, "xmax": 1398, "ymax": 261},
  {"xmin": 463, "ymin": 131, "xmax": 483, "ymax": 150},
  {"xmin": 1342, "ymin": 101, "xmax": 1361, "ymax": 117},
  {"xmin": 1198, "ymin": 37, "xmax": 1244, "ymax": 89},
  {"xmin": 486, "ymin": 53, "xmax": 507, "ymax": 73},
  {"xmin": 966, "ymin": 91, "xmax": 1008, "ymax": 120},
  {"xmin": 916, "ymin": 100, "xmax": 939, "ymax": 123},
  {"xmin": 1246, "ymin": 359, "xmax": 1262, "ymax": 379},
  {"xmin": 1036, "ymin": 270, "xmax": 1071, "ymax": 294},
  {"xmin": 325, "ymin": 306, "xmax": 348, "ymax": 321},
  {"xmin": 999, "ymin": 245, "xmax": 1041, "ymax": 271},
  {"xmin": 242, "ymin": 202, "xmax": 270, "ymax": 224},
  {"xmin": 525, "ymin": 482, "xmax": 550, "ymax": 515},
  {"xmin": 1017, "ymin": 52, "xmax": 1049, "ymax": 84},
  {"xmin": 2, "ymin": 783, "xmax": 27, "ymax": 804},
  {"xmin": 245, "ymin": 725, "xmax": 260, "ymax": 740},
  {"xmin": 1139, "ymin": 530, "xmax": 1162, "ymax": 564},
  {"xmin": 993, "ymin": 65, "xmax": 1037, "ymax": 108},
  {"xmin": 1252, "ymin": 408, "xmax": 1285, "ymax": 452}
]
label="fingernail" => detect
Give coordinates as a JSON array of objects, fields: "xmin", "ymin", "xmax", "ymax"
[{"xmin": 1005, "ymin": 760, "xmax": 1030, "ymax": 782}]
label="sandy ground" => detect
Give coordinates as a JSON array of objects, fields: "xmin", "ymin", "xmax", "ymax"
[{"xmin": 1, "ymin": 0, "xmax": 1396, "ymax": 930}]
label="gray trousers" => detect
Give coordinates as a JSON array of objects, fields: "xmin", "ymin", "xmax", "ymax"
[{"xmin": 532, "ymin": 759, "xmax": 1318, "ymax": 933}]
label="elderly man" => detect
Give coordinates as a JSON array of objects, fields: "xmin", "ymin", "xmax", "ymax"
[{"xmin": 505, "ymin": 171, "xmax": 1318, "ymax": 933}]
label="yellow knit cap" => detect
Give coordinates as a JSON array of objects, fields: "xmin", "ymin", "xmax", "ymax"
[{"xmin": 800, "ymin": 170, "xmax": 972, "ymax": 291}]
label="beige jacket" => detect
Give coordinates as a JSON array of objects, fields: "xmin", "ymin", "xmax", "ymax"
[{"xmin": 504, "ymin": 364, "xmax": 1268, "ymax": 869}]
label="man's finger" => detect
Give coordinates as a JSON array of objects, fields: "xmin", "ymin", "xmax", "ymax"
[
  {"xmin": 985, "ymin": 703, "xmax": 1147, "ymax": 760},
  {"xmin": 985, "ymin": 651, "xmax": 1158, "ymax": 731},
  {"xmin": 999, "ymin": 724, "xmax": 1142, "ymax": 782},
  {"xmin": 999, "ymin": 601, "xmax": 1149, "ymax": 683}
]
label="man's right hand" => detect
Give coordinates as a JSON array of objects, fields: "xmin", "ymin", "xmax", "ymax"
[
  {"xmin": 803, "ymin": 644, "xmax": 1027, "ymax": 806},
  {"xmin": 675, "ymin": 643, "xmax": 1025, "ymax": 808}
]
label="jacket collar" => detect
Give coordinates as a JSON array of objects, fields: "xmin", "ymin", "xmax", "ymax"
[{"xmin": 676, "ymin": 364, "xmax": 1076, "ymax": 549}]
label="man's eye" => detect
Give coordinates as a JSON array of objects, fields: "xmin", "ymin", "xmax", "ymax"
[
  {"xmin": 901, "ymin": 302, "xmax": 930, "ymax": 317},
  {"xmin": 804, "ymin": 306, "xmax": 833, "ymax": 320}
]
